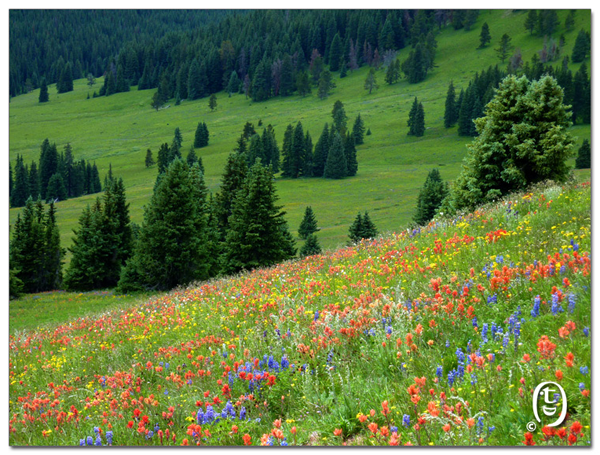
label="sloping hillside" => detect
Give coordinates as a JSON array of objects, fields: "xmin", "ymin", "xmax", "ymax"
[{"xmin": 9, "ymin": 180, "xmax": 591, "ymax": 446}]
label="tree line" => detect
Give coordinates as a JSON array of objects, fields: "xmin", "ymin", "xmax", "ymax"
[{"xmin": 10, "ymin": 140, "xmax": 103, "ymax": 208}]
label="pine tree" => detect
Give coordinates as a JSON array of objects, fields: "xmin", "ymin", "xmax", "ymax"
[
  {"xmin": 298, "ymin": 206, "xmax": 319, "ymax": 239},
  {"xmin": 116, "ymin": 64, "xmax": 130, "ymax": 93},
  {"xmin": 317, "ymin": 70, "xmax": 335, "ymax": 100},
  {"xmin": 157, "ymin": 143, "xmax": 170, "ymax": 174},
  {"xmin": 39, "ymin": 140, "xmax": 58, "ymax": 200},
  {"xmin": 11, "ymin": 155, "xmax": 30, "ymax": 207},
  {"xmin": 364, "ymin": 68, "xmax": 379, "ymax": 94},
  {"xmin": 222, "ymin": 162, "xmax": 295, "ymax": 274},
  {"xmin": 296, "ymin": 71, "xmax": 311, "ymax": 97},
  {"xmin": 291, "ymin": 122, "xmax": 306, "ymax": 178},
  {"xmin": 214, "ymin": 152, "xmax": 249, "ymax": 240},
  {"xmin": 524, "ymin": 10, "xmax": 538, "ymax": 35},
  {"xmin": 452, "ymin": 75, "xmax": 574, "ymax": 210},
  {"xmin": 91, "ymin": 163, "xmax": 102, "ymax": 194},
  {"xmin": 279, "ymin": 55, "xmax": 295, "ymax": 96},
  {"xmin": 186, "ymin": 147, "xmax": 199, "ymax": 168},
  {"xmin": 352, "ymin": 114, "xmax": 365, "ymax": 145},
  {"xmin": 444, "ymin": 81, "xmax": 458, "ymax": 128},
  {"xmin": 209, "ymin": 94, "xmax": 217, "ymax": 111},
  {"xmin": 262, "ymin": 125, "xmax": 280, "ymax": 173},
  {"xmin": 39, "ymin": 78, "xmax": 49, "ymax": 103},
  {"xmin": 323, "ymin": 132, "xmax": 347, "ymax": 179},
  {"xmin": 247, "ymin": 134, "xmax": 265, "ymax": 168},
  {"xmin": 479, "ymin": 23, "xmax": 491, "ymax": 49},
  {"xmin": 332, "ymin": 100, "xmax": 348, "ymax": 134},
  {"xmin": 118, "ymin": 159, "xmax": 211, "ymax": 291},
  {"xmin": 565, "ymin": 10, "xmax": 576, "ymax": 31},
  {"xmin": 10, "ymin": 198, "xmax": 64, "ymax": 293},
  {"xmin": 329, "ymin": 33, "xmax": 344, "ymax": 71},
  {"xmin": 361, "ymin": 211, "xmax": 378, "ymax": 239},
  {"xmin": 226, "ymin": 71, "xmax": 240, "ymax": 97},
  {"xmin": 348, "ymin": 212, "xmax": 363, "ymax": 243},
  {"xmin": 496, "ymin": 34, "xmax": 513, "ymax": 63},
  {"xmin": 575, "ymin": 139, "xmax": 591, "ymax": 169},
  {"xmin": 281, "ymin": 124, "xmax": 295, "ymax": 178},
  {"xmin": 406, "ymin": 96, "xmax": 419, "ymax": 136},
  {"xmin": 151, "ymin": 90, "xmax": 165, "ymax": 111},
  {"xmin": 145, "ymin": 149, "xmax": 155, "ymax": 167},
  {"xmin": 299, "ymin": 234, "xmax": 322, "ymax": 257},
  {"xmin": 46, "ymin": 173, "xmax": 67, "ymax": 202},
  {"xmin": 572, "ymin": 29, "xmax": 591, "ymax": 62},
  {"xmin": 57, "ymin": 62, "xmax": 74, "ymax": 93},
  {"xmin": 344, "ymin": 132, "xmax": 358, "ymax": 176},
  {"xmin": 457, "ymin": 85, "xmax": 475, "ymax": 136},
  {"xmin": 413, "ymin": 169, "xmax": 448, "ymax": 225},
  {"xmin": 313, "ymin": 123, "xmax": 330, "ymax": 177}
]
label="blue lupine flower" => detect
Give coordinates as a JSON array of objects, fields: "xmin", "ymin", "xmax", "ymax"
[
  {"xmin": 402, "ymin": 414, "xmax": 410, "ymax": 427},
  {"xmin": 314, "ymin": 311, "xmax": 319, "ymax": 322},
  {"xmin": 472, "ymin": 317, "xmax": 478, "ymax": 328},
  {"xmin": 531, "ymin": 295, "xmax": 541, "ymax": 318},
  {"xmin": 489, "ymin": 426, "xmax": 495, "ymax": 433},
  {"xmin": 476, "ymin": 417, "xmax": 484, "ymax": 436},
  {"xmin": 448, "ymin": 371, "xmax": 455, "ymax": 387},
  {"xmin": 446, "ymin": 340, "xmax": 450, "ymax": 348},
  {"xmin": 391, "ymin": 426, "xmax": 398, "ymax": 434},
  {"xmin": 436, "ymin": 365, "xmax": 443, "ymax": 379},
  {"xmin": 496, "ymin": 255, "xmax": 503, "ymax": 264},
  {"xmin": 79, "ymin": 439, "xmax": 85, "ymax": 447},
  {"xmin": 240, "ymin": 406, "xmax": 247, "ymax": 420},
  {"xmin": 281, "ymin": 356, "xmax": 290, "ymax": 369},
  {"xmin": 502, "ymin": 334, "xmax": 510, "ymax": 350},
  {"xmin": 165, "ymin": 363, "xmax": 169, "ymax": 369},
  {"xmin": 580, "ymin": 366, "xmax": 589, "ymax": 375},
  {"xmin": 560, "ymin": 265, "xmax": 567, "ymax": 274},
  {"xmin": 568, "ymin": 294, "xmax": 576, "ymax": 313},
  {"xmin": 154, "ymin": 424, "xmax": 160, "ymax": 433},
  {"xmin": 579, "ymin": 383, "xmax": 586, "ymax": 391},
  {"xmin": 94, "ymin": 426, "xmax": 100, "ymax": 434},
  {"xmin": 470, "ymin": 373, "xmax": 478, "ymax": 385},
  {"xmin": 146, "ymin": 431, "xmax": 154, "ymax": 439},
  {"xmin": 481, "ymin": 323, "xmax": 489, "ymax": 344},
  {"xmin": 95, "ymin": 436, "xmax": 102, "ymax": 446},
  {"xmin": 281, "ymin": 439, "xmax": 288, "ymax": 446},
  {"xmin": 164, "ymin": 389, "xmax": 168, "ymax": 395},
  {"xmin": 583, "ymin": 327, "xmax": 589, "ymax": 337},
  {"xmin": 87, "ymin": 436, "xmax": 93, "ymax": 446},
  {"xmin": 551, "ymin": 293, "xmax": 562, "ymax": 315}
]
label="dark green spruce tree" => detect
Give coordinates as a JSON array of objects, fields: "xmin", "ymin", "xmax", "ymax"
[
  {"xmin": 444, "ymin": 81, "xmax": 458, "ymax": 128},
  {"xmin": 299, "ymin": 234, "xmax": 322, "ymax": 257},
  {"xmin": 222, "ymin": 162, "xmax": 296, "ymax": 274},
  {"xmin": 352, "ymin": 114, "xmax": 365, "ymax": 145},
  {"xmin": 575, "ymin": 139, "xmax": 591, "ymax": 169},
  {"xmin": 118, "ymin": 160, "xmax": 212, "ymax": 292},
  {"xmin": 323, "ymin": 132, "xmax": 347, "ymax": 179},
  {"xmin": 39, "ymin": 78, "xmax": 49, "ymax": 103},
  {"xmin": 298, "ymin": 206, "xmax": 319, "ymax": 239},
  {"xmin": 413, "ymin": 169, "xmax": 448, "ymax": 225}
]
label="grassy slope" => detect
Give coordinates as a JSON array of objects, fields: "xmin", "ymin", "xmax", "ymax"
[
  {"xmin": 8, "ymin": 181, "xmax": 591, "ymax": 446},
  {"xmin": 9, "ymin": 10, "xmax": 591, "ymax": 258}
]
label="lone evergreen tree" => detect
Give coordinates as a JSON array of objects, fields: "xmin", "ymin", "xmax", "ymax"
[
  {"xmin": 348, "ymin": 212, "xmax": 363, "ymax": 243},
  {"xmin": 209, "ymin": 94, "xmax": 218, "ymax": 111},
  {"xmin": 364, "ymin": 68, "xmax": 379, "ymax": 94},
  {"xmin": 524, "ymin": 10, "xmax": 538, "ymax": 35},
  {"xmin": 145, "ymin": 149, "xmax": 155, "ymax": 168},
  {"xmin": 479, "ymin": 23, "xmax": 491, "ymax": 49},
  {"xmin": 332, "ymin": 100, "xmax": 348, "ymax": 134},
  {"xmin": 361, "ymin": 211, "xmax": 378, "ymax": 239},
  {"xmin": 38, "ymin": 78, "xmax": 49, "ymax": 103},
  {"xmin": 575, "ymin": 139, "xmax": 591, "ymax": 169},
  {"xmin": 298, "ymin": 206, "xmax": 319, "ymax": 239},
  {"xmin": 496, "ymin": 34, "xmax": 513, "ymax": 63},
  {"xmin": 344, "ymin": 132, "xmax": 358, "ymax": 177},
  {"xmin": 413, "ymin": 169, "xmax": 448, "ymax": 225}
]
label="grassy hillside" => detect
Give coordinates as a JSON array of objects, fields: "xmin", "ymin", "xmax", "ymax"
[
  {"xmin": 9, "ymin": 181, "xmax": 591, "ymax": 446},
  {"xmin": 9, "ymin": 10, "xmax": 591, "ymax": 258}
]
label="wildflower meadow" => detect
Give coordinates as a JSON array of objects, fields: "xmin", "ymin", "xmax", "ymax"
[{"xmin": 9, "ymin": 181, "xmax": 591, "ymax": 446}]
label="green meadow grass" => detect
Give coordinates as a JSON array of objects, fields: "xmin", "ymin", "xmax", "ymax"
[
  {"xmin": 9, "ymin": 290, "xmax": 164, "ymax": 335},
  {"xmin": 9, "ymin": 10, "xmax": 591, "ymax": 260}
]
